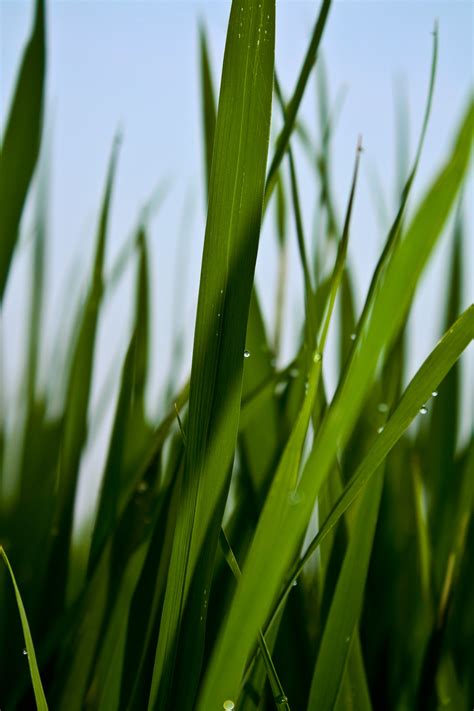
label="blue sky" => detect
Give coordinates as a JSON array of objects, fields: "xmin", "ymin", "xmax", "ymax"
[{"xmin": 1, "ymin": 1, "xmax": 473, "ymax": 492}]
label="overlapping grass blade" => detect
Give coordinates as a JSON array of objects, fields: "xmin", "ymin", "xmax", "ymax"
[
  {"xmin": 264, "ymin": 305, "xmax": 474, "ymax": 637},
  {"xmin": 264, "ymin": 0, "xmax": 332, "ymax": 205},
  {"xmin": 197, "ymin": 130, "xmax": 361, "ymax": 711},
  {"xmin": 0, "ymin": 546, "xmax": 48, "ymax": 710},
  {"xmin": 45, "ymin": 136, "xmax": 120, "ymax": 612},
  {"xmin": 0, "ymin": 0, "xmax": 45, "ymax": 300},
  {"xmin": 198, "ymin": 96, "xmax": 472, "ymax": 709},
  {"xmin": 148, "ymin": 2, "xmax": 275, "ymax": 708}
]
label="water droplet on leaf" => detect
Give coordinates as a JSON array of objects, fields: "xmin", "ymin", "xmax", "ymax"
[
  {"xmin": 244, "ymin": 350, "xmax": 250, "ymax": 358},
  {"xmin": 419, "ymin": 406, "xmax": 428, "ymax": 415}
]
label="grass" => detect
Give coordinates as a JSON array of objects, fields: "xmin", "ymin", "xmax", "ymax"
[{"xmin": 0, "ymin": 0, "xmax": 473, "ymax": 709}]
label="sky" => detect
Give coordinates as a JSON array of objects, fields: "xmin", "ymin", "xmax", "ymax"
[{"xmin": 1, "ymin": 0, "xmax": 473, "ymax": 515}]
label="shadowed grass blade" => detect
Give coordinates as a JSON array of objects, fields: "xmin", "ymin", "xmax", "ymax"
[
  {"xmin": 0, "ymin": 546, "xmax": 48, "ymax": 710},
  {"xmin": 0, "ymin": 0, "xmax": 46, "ymax": 300}
]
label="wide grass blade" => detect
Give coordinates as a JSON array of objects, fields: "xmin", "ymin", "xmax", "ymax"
[
  {"xmin": 0, "ymin": 0, "xmax": 46, "ymax": 300},
  {"xmin": 148, "ymin": 2, "xmax": 275, "ymax": 708},
  {"xmin": 0, "ymin": 546, "xmax": 48, "ymax": 710}
]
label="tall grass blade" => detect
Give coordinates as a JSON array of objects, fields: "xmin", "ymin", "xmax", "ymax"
[{"xmin": 148, "ymin": 2, "xmax": 275, "ymax": 708}]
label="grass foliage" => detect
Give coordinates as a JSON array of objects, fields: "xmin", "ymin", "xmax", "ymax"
[{"xmin": 0, "ymin": 0, "xmax": 473, "ymax": 709}]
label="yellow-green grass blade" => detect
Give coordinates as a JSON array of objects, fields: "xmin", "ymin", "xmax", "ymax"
[
  {"xmin": 148, "ymin": 2, "xmax": 275, "ymax": 708},
  {"xmin": 198, "ymin": 99, "xmax": 472, "ymax": 704},
  {"xmin": 264, "ymin": 305, "xmax": 474, "ymax": 639},
  {"xmin": 0, "ymin": 0, "xmax": 45, "ymax": 300},
  {"xmin": 264, "ymin": 0, "xmax": 332, "ymax": 207},
  {"xmin": 0, "ymin": 546, "xmax": 48, "ymax": 710},
  {"xmin": 44, "ymin": 136, "xmax": 120, "ymax": 614}
]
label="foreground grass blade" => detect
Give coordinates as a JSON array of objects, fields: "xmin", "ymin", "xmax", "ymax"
[
  {"xmin": 0, "ymin": 0, "xmax": 46, "ymax": 300},
  {"xmin": 0, "ymin": 546, "xmax": 48, "ymax": 710},
  {"xmin": 198, "ymin": 100, "xmax": 472, "ymax": 709},
  {"xmin": 148, "ymin": 2, "xmax": 275, "ymax": 708}
]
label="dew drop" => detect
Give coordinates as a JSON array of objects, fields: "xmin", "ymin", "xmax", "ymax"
[
  {"xmin": 223, "ymin": 701, "xmax": 235, "ymax": 711},
  {"xmin": 275, "ymin": 695, "xmax": 288, "ymax": 705},
  {"xmin": 22, "ymin": 648, "xmax": 28, "ymax": 656},
  {"xmin": 377, "ymin": 402, "xmax": 388, "ymax": 413},
  {"xmin": 377, "ymin": 426, "xmax": 384, "ymax": 434},
  {"xmin": 292, "ymin": 580, "xmax": 298, "ymax": 587},
  {"xmin": 431, "ymin": 390, "xmax": 438, "ymax": 397},
  {"xmin": 244, "ymin": 349, "xmax": 251, "ymax": 359},
  {"xmin": 345, "ymin": 636, "xmax": 351, "ymax": 643},
  {"xmin": 313, "ymin": 351, "xmax": 322, "ymax": 363},
  {"xmin": 349, "ymin": 332, "xmax": 356, "ymax": 341},
  {"xmin": 419, "ymin": 406, "xmax": 428, "ymax": 415}
]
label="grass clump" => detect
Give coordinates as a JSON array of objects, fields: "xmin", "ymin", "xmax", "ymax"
[{"xmin": 0, "ymin": 0, "xmax": 473, "ymax": 709}]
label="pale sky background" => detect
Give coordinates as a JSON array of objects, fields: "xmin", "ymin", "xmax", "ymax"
[{"xmin": 1, "ymin": 0, "xmax": 473, "ymax": 519}]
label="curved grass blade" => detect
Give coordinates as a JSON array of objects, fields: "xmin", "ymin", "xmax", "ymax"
[
  {"xmin": 0, "ymin": 546, "xmax": 48, "ymax": 710},
  {"xmin": 0, "ymin": 0, "xmax": 46, "ymax": 300},
  {"xmin": 148, "ymin": 2, "xmax": 275, "ymax": 708},
  {"xmin": 264, "ymin": 305, "xmax": 474, "ymax": 638}
]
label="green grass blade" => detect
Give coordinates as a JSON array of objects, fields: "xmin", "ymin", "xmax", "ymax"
[
  {"xmin": 0, "ymin": 546, "xmax": 48, "ymax": 710},
  {"xmin": 45, "ymin": 136, "xmax": 120, "ymax": 612},
  {"xmin": 307, "ymin": 470, "xmax": 383, "ymax": 710},
  {"xmin": 88, "ymin": 227, "xmax": 151, "ymax": 577},
  {"xmin": 148, "ymin": 2, "xmax": 275, "ymax": 708},
  {"xmin": 0, "ymin": 0, "xmax": 46, "ymax": 300},
  {"xmin": 199, "ymin": 24, "xmax": 217, "ymax": 196},
  {"xmin": 219, "ymin": 529, "xmax": 290, "ymax": 711},
  {"xmin": 264, "ymin": 0, "xmax": 332, "ymax": 206},
  {"xmin": 265, "ymin": 305, "xmax": 474, "ymax": 635}
]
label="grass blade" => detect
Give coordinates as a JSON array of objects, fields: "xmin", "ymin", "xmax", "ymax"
[
  {"xmin": 148, "ymin": 2, "xmax": 275, "ymax": 708},
  {"xmin": 0, "ymin": 546, "xmax": 48, "ymax": 710},
  {"xmin": 0, "ymin": 0, "xmax": 46, "ymax": 300}
]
